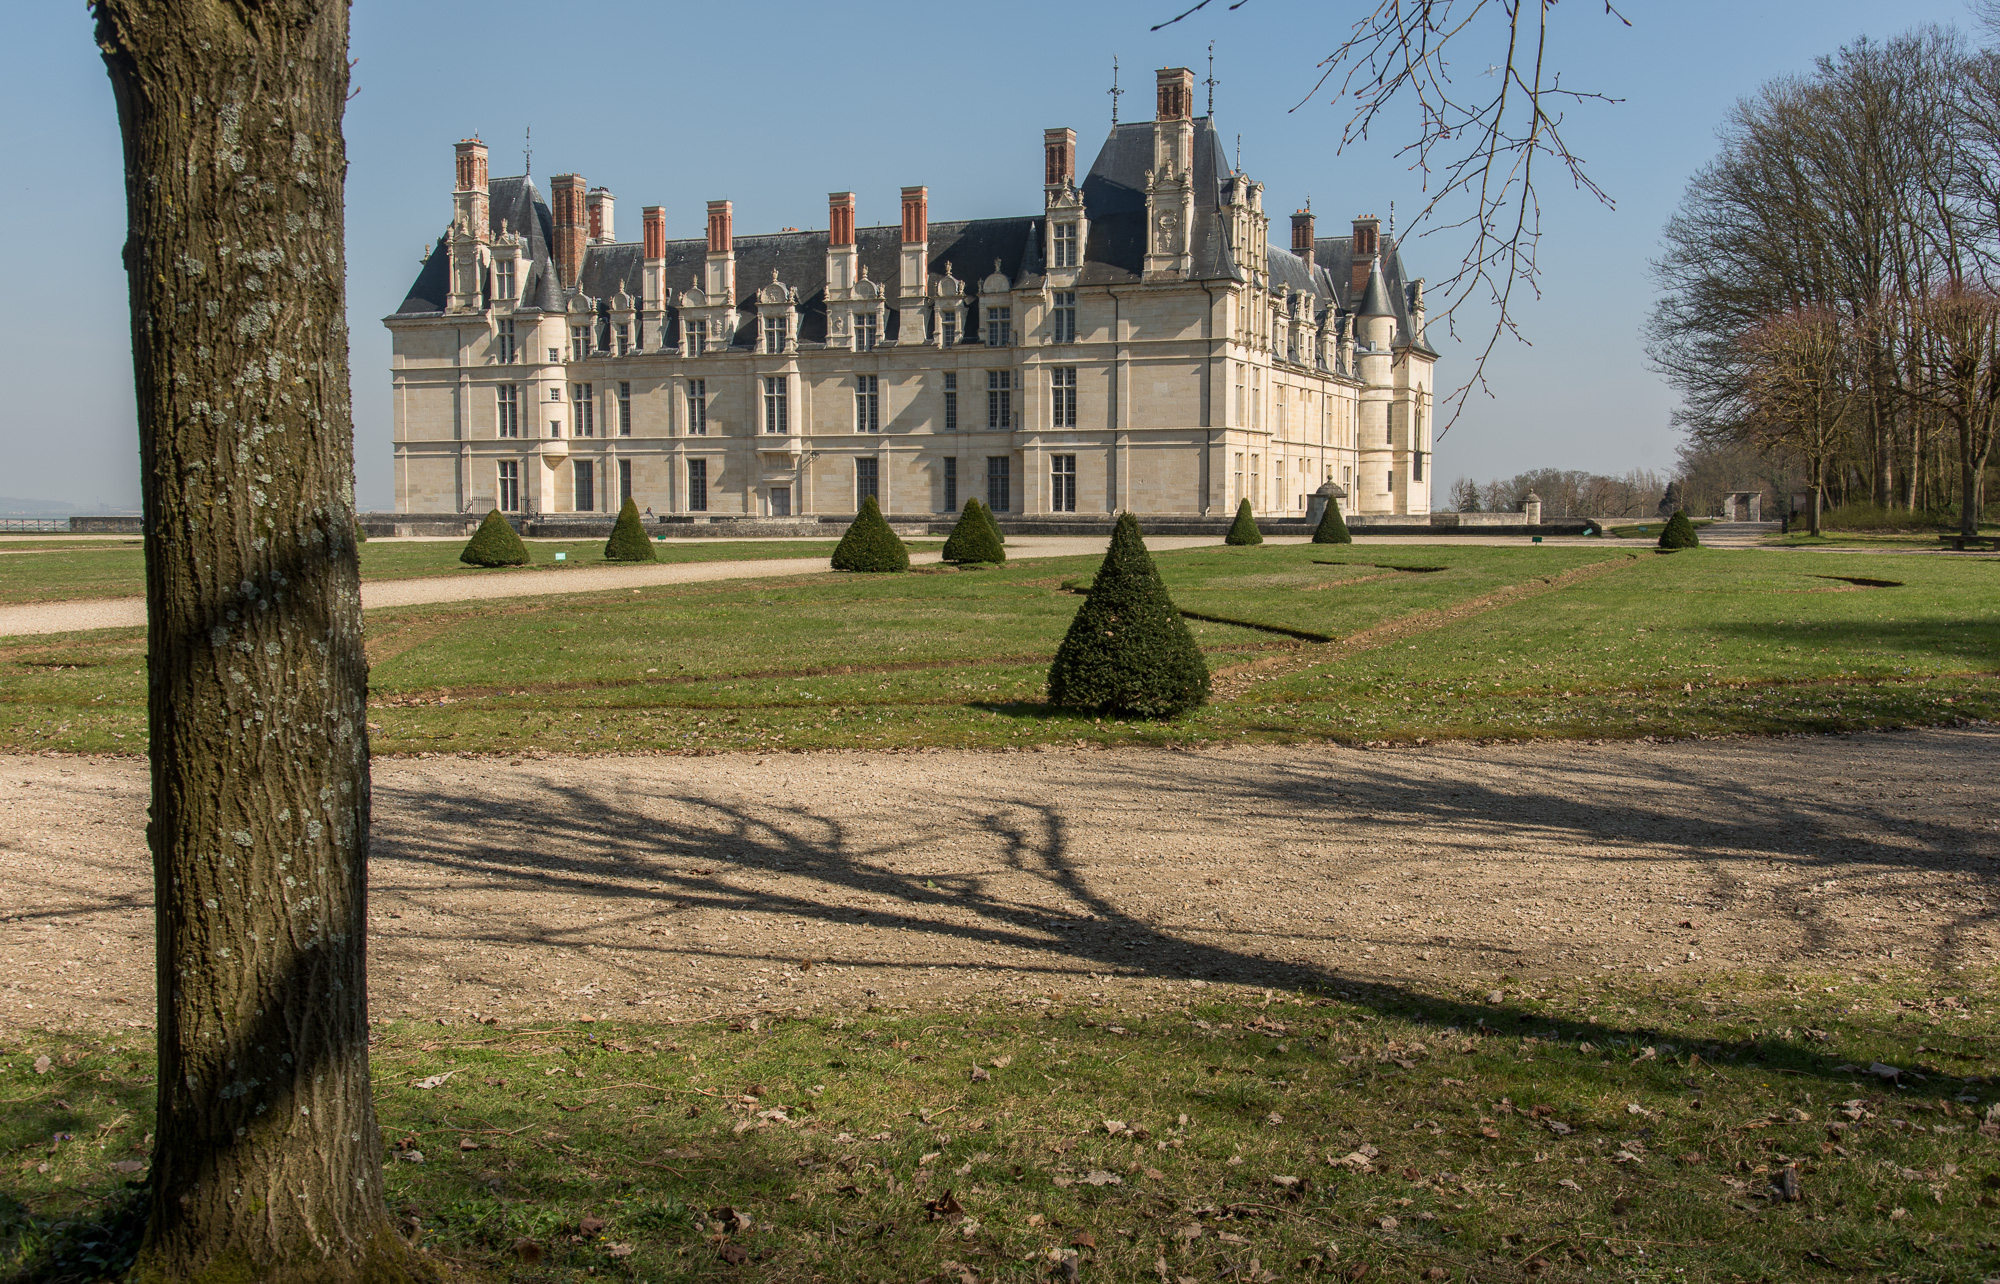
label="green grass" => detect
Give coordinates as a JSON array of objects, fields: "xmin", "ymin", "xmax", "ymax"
[
  {"xmin": 5, "ymin": 970, "xmax": 1995, "ymax": 1282},
  {"xmin": 1763, "ymin": 531, "xmax": 1999, "ymax": 550},
  {"xmin": 3, "ymin": 546, "xmax": 1997, "ymax": 756}
]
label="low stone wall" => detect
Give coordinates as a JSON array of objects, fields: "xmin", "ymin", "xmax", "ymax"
[{"xmin": 67, "ymin": 516, "xmax": 145, "ymax": 534}]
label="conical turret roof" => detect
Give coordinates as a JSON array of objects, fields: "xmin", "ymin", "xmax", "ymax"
[{"xmin": 1358, "ymin": 256, "xmax": 1395, "ymax": 317}]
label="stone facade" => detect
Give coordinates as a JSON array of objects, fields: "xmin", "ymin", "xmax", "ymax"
[{"xmin": 386, "ymin": 68, "xmax": 1437, "ymax": 520}]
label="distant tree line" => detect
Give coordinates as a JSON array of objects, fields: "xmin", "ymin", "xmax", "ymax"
[{"xmin": 1445, "ymin": 468, "xmax": 1669, "ymax": 519}]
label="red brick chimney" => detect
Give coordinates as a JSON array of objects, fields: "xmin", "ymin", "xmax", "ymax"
[
  {"xmin": 829, "ymin": 192, "xmax": 856, "ymax": 247},
  {"xmin": 551, "ymin": 173, "xmax": 586, "ymax": 287},
  {"xmin": 1292, "ymin": 208, "xmax": 1315, "ymax": 274},
  {"xmin": 1044, "ymin": 127, "xmax": 1076, "ymax": 190},
  {"xmin": 706, "ymin": 200, "xmax": 733, "ymax": 255},
  {"xmin": 586, "ymin": 187, "xmax": 614, "ymax": 243},
  {"xmin": 1156, "ymin": 67, "xmax": 1194, "ymax": 121},
  {"xmin": 642, "ymin": 206, "xmax": 664, "ymax": 260},
  {"xmin": 1350, "ymin": 215, "xmax": 1380, "ymax": 297},
  {"xmin": 900, "ymin": 186, "xmax": 928, "ymax": 244},
  {"xmin": 453, "ymin": 138, "xmax": 489, "ymax": 241}
]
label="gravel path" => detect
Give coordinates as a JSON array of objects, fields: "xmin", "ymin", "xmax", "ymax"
[{"xmin": 2, "ymin": 727, "xmax": 1991, "ymax": 1031}]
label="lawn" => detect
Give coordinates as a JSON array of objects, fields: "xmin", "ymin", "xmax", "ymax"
[
  {"xmin": 1603, "ymin": 520, "xmax": 1713, "ymax": 540},
  {"xmin": 2, "ymin": 545, "xmax": 1996, "ymax": 755},
  {"xmin": 4, "ymin": 969, "xmax": 1994, "ymax": 1282}
]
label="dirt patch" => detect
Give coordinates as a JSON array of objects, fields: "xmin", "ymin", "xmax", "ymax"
[{"xmin": 1, "ymin": 727, "xmax": 1992, "ymax": 1031}]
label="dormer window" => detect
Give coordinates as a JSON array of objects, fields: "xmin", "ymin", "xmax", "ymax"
[
  {"xmin": 614, "ymin": 323, "xmax": 629, "ymax": 355},
  {"xmin": 686, "ymin": 320, "xmax": 707, "ymax": 358},
  {"xmin": 1053, "ymin": 223, "xmax": 1078, "ymax": 268},
  {"xmin": 942, "ymin": 315, "xmax": 958, "ymax": 346},
  {"xmin": 763, "ymin": 315, "xmax": 788, "ymax": 355},
  {"xmin": 855, "ymin": 313, "xmax": 878, "ymax": 352},
  {"xmin": 495, "ymin": 259, "xmax": 515, "ymax": 301},
  {"xmin": 986, "ymin": 307, "xmax": 1012, "ymax": 348}
]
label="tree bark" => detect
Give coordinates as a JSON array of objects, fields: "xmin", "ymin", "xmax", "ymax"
[{"xmin": 96, "ymin": 1, "xmax": 419, "ymax": 1279}]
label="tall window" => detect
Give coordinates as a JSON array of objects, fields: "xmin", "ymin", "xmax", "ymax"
[
  {"xmin": 1051, "ymin": 291, "xmax": 1076, "ymax": 343},
  {"xmin": 943, "ymin": 372, "xmax": 958, "ymax": 431},
  {"xmin": 855, "ymin": 374, "xmax": 880, "ymax": 433},
  {"xmin": 496, "ymin": 318, "xmax": 516, "ymax": 363},
  {"xmin": 985, "ymin": 306, "xmax": 1012, "ymax": 347},
  {"xmin": 1053, "ymin": 222, "xmax": 1078, "ymax": 268},
  {"xmin": 1050, "ymin": 367, "xmax": 1077, "ymax": 428},
  {"xmin": 618, "ymin": 458, "xmax": 633, "ymax": 505},
  {"xmin": 687, "ymin": 458, "xmax": 708, "ymax": 512},
  {"xmin": 573, "ymin": 459, "xmax": 595, "ymax": 512},
  {"xmin": 495, "ymin": 260, "xmax": 515, "ymax": 302},
  {"xmin": 617, "ymin": 381, "xmax": 632, "ymax": 436},
  {"xmin": 571, "ymin": 383, "xmax": 594, "ymax": 437},
  {"xmin": 571, "ymin": 325, "xmax": 590, "ymax": 360},
  {"xmin": 1413, "ymin": 452, "xmax": 1425, "ymax": 482},
  {"xmin": 1387, "ymin": 471, "xmax": 1395, "ymax": 492},
  {"xmin": 941, "ymin": 315, "xmax": 958, "ymax": 346},
  {"xmin": 763, "ymin": 376, "xmax": 788, "ymax": 434},
  {"xmin": 986, "ymin": 370, "xmax": 1012, "ymax": 429},
  {"xmin": 854, "ymin": 313, "xmax": 878, "ymax": 351},
  {"xmin": 615, "ymin": 322, "xmax": 630, "ymax": 355},
  {"xmin": 685, "ymin": 319, "xmax": 707, "ymax": 357},
  {"xmin": 943, "ymin": 457, "xmax": 958, "ymax": 511},
  {"xmin": 1251, "ymin": 454, "xmax": 1261, "ymax": 512},
  {"xmin": 685, "ymin": 379, "xmax": 707, "ymax": 435},
  {"xmin": 1233, "ymin": 452, "xmax": 1244, "ymax": 505},
  {"xmin": 855, "ymin": 457, "xmax": 879, "ymax": 509},
  {"xmin": 1233, "ymin": 365, "xmax": 1245, "ymax": 426},
  {"xmin": 986, "ymin": 456, "xmax": 1010, "ymax": 513},
  {"xmin": 762, "ymin": 315, "xmax": 788, "ymax": 354},
  {"xmin": 1051, "ymin": 454, "xmax": 1077, "ymax": 512},
  {"xmin": 496, "ymin": 460, "xmax": 519, "ymax": 512},
  {"xmin": 496, "ymin": 385, "xmax": 519, "ymax": 438}
]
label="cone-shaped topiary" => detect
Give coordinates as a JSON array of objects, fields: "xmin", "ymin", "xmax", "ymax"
[
  {"xmin": 1047, "ymin": 513, "xmax": 1210, "ymax": 718},
  {"xmin": 460, "ymin": 509, "xmax": 529, "ymax": 567},
  {"xmin": 831, "ymin": 494, "xmax": 909, "ymax": 572},
  {"xmin": 975, "ymin": 498, "xmax": 1006, "ymax": 545},
  {"xmin": 352, "ymin": 516, "xmax": 368, "ymax": 545},
  {"xmin": 1311, "ymin": 496, "xmax": 1352, "ymax": 544},
  {"xmin": 1224, "ymin": 498, "xmax": 1263, "ymax": 546},
  {"xmin": 1658, "ymin": 509, "xmax": 1700, "ymax": 550},
  {"xmin": 942, "ymin": 498, "xmax": 1006, "ymax": 564},
  {"xmin": 604, "ymin": 497, "xmax": 658, "ymax": 562}
]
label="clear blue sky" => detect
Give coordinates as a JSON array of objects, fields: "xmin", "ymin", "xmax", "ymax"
[{"xmin": 0, "ymin": 0, "xmax": 1978, "ymax": 511}]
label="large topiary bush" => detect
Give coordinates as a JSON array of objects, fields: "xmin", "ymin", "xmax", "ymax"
[
  {"xmin": 604, "ymin": 497, "xmax": 658, "ymax": 562},
  {"xmin": 1658, "ymin": 509, "xmax": 1700, "ymax": 550},
  {"xmin": 975, "ymin": 498, "xmax": 1006, "ymax": 546},
  {"xmin": 942, "ymin": 498, "xmax": 1006, "ymax": 564},
  {"xmin": 831, "ymin": 495, "xmax": 909, "ymax": 572},
  {"xmin": 1311, "ymin": 496, "xmax": 1352, "ymax": 544},
  {"xmin": 1225, "ymin": 498, "xmax": 1263, "ymax": 546},
  {"xmin": 460, "ymin": 509, "xmax": 529, "ymax": 567},
  {"xmin": 1047, "ymin": 513, "xmax": 1210, "ymax": 718}
]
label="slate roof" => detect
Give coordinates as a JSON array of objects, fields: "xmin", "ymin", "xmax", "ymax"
[{"xmin": 394, "ymin": 175, "xmax": 556, "ymax": 315}]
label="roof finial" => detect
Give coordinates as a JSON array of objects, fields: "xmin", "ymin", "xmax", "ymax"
[
  {"xmin": 1109, "ymin": 56, "xmax": 1124, "ymax": 126},
  {"xmin": 1205, "ymin": 41, "xmax": 1219, "ymax": 118},
  {"xmin": 1387, "ymin": 201, "xmax": 1394, "ymax": 242},
  {"xmin": 523, "ymin": 125, "xmax": 532, "ymax": 177},
  {"xmin": 1234, "ymin": 133, "xmax": 1242, "ymax": 174}
]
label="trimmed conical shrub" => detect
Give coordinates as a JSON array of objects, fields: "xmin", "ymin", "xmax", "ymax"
[
  {"xmin": 1658, "ymin": 509, "xmax": 1700, "ymax": 550},
  {"xmin": 942, "ymin": 498, "xmax": 1006, "ymax": 564},
  {"xmin": 831, "ymin": 494, "xmax": 909, "ymax": 572},
  {"xmin": 1311, "ymin": 496, "xmax": 1352, "ymax": 544},
  {"xmin": 975, "ymin": 498, "xmax": 1006, "ymax": 546},
  {"xmin": 1047, "ymin": 513, "xmax": 1210, "ymax": 718},
  {"xmin": 1225, "ymin": 498, "xmax": 1263, "ymax": 546},
  {"xmin": 460, "ymin": 509, "xmax": 529, "ymax": 567},
  {"xmin": 604, "ymin": 497, "xmax": 658, "ymax": 562}
]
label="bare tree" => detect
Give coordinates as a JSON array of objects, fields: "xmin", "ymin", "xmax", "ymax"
[
  {"xmin": 94, "ymin": 0, "xmax": 420, "ymax": 1278},
  {"xmin": 1738, "ymin": 307, "xmax": 1862, "ymax": 535},
  {"xmin": 1908, "ymin": 284, "xmax": 2000, "ymax": 535}
]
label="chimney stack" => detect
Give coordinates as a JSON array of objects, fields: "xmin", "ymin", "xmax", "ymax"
[
  {"xmin": 551, "ymin": 173, "xmax": 587, "ymax": 287},
  {"xmin": 453, "ymin": 138, "xmax": 489, "ymax": 241},
  {"xmin": 642, "ymin": 207, "xmax": 664, "ymax": 259},
  {"xmin": 706, "ymin": 200, "xmax": 733, "ymax": 255},
  {"xmin": 829, "ymin": 192, "xmax": 856, "ymax": 247},
  {"xmin": 1350, "ymin": 215, "xmax": 1380, "ymax": 298},
  {"xmin": 900, "ymin": 186, "xmax": 928, "ymax": 245},
  {"xmin": 586, "ymin": 187, "xmax": 615, "ymax": 244},
  {"xmin": 1043, "ymin": 127, "xmax": 1076, "ymax": 192},
  {"xmin": 1155, "ymin": 67, "xmax": 1195, "ymax": 122},
  {"xmin": 1291, "ymin": 208, "xmax": 1315, "ymax": 274}
]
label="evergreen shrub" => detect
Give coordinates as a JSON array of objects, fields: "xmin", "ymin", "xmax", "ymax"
[
  {"xmin": 1047, "ymin": 513, "xmax": 1210, "ymax": 718},
  {"xmin": 352, "ymin": 516, "xmax": 368, "ymax": 545},
  {"xmin": 604, "ymin": 497, "xmax": 658, "ymax": 562},
  {"xmin": 1311, "ymin": 496, "xmax": 1352, "ymax": 544},
  {"xmin": 1225, "ymin": 498, "xmax": 1264, "ymax": 546},
  {"xmin": 1658, "ymin": 509, "xmax": 1701, "ymax": 550},
  {"xmin": 460, "ymin": 509, "xmax": 530, "ymax": 567},
  {"xmin": 942, "ymin": 499, "xmax": 1006, "ymax": 564},
  {"xmin": 831, "ymin": 495, "xmax": 909, "ymax": 572},
  {"xmin": 975, "ymin": 498, "xmax": 1007, "ymax": 546}
]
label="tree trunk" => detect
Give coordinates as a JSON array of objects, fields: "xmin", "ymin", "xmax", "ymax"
[{"xmin": 96, "ymin": 2, "xmax": 419, "ymax": 1279}]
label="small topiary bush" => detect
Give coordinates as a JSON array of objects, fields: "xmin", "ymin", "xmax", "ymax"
[
  {"xmin": 1311, "ymin": 496, "xmax": 1352, "ymax": 544},
  {"xmin": 460, "ymin": 509, "xmax": 529, "ymax": 567},
  {"xmin": 1047, "ymin": 513, "xmax": 1210, "ymax": 718},
  {"xmin": 1658, "ymin": 509, "xmax": 1700, "ymax": 550},
  {"xmin": 352, "ymin": 516, "xmax": 368, "ymax": 545},
  {"xmin": 604, "ymin": 497, "xmax": 658, "ymax": 562},
  {"xmin": 975, "ymin": 498, "xmax": 1007, "ymax": 546},
  {"xmin": 1225, "ymin": 498, "xmax": 1263, "ymax": 546},
  {"xmin": 942, "ymin": 499, "xmax": 1006, "ymax": 564},
  {"xmin": 831, "ymin": 495, "xmax": 909, "ymax": 572}
]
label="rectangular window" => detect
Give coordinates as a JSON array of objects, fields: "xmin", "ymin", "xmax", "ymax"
[
  {"xmin": 855, "ymin": 374, "xmax": 880, "ymax": 433},
  {"xmin": 685, "ymin": 318, "xmax": 706, "ymax": 357},
  {"xmin": 763, "ymin": 376, "xmax": 788, "ymax": 434},
  {"xmin": 1053, "ymin": 223, "xmax": 1078, "ymax": 268},
  {"xmin": 1251, "ymin": 453, "xmax": 1261, "ymax": 512},
  {"xmin": 495, "ymin": 260, "xmax": 515, "ymax": 302},
  {"xmin": 1413, "ymin": 452, "xmax": 1425, "ymax": 482},
  {"xmin": 573, "ymin": 459, "xmax": 595, "ymax": 512},
  {"xmin": 942, "ymin": 315, "xmax": 958, "ymax": 347},
  {"xmin": 854, "ymin": 313, "xmax": 878, "ymax": 352},
  {"xmin": 547, "ymin": 346, "xmax": 561, "ymax": 364},
  {"xmin": 615, "ymin": 322, "xmax": 630, "ymax": 355},
  {"xmin": 943, "ymin": 457, "xmax": 957, "ymax": 511},
  {"xmin": 571, "ymin": 325, "xmax": 590, "ymax": 361},
  {"xmin": 986, "ymin": 456, "xmax": 1011, "ymax": 513},
  {"xmin": 496, "ymin": 460, "xmax": 519, "ymax": 512},
  {"xmin": 1051, "ymin": 291, "xmax": 1076, "ymax": 343},
  {"xmin": 571, "ymin": 383, "xmax": 595, "ymax": 437},
  {"xmin": 549, "ymin": 418, "xmax": 563, "ymax": 438},
  {"xmin": 687, "ymin": 458, "xmax": 708, "ymax": 512},
  {"xmin": 619, "ymin": 458, "xmax": 633, "ymax": 505},
  {"xmin": 1387, "ymin": 471, "xmax": 1395, "ymax": 492},
  {"xmin": 986, "ymin": 370, "xmax": 1012, "ymax": 429},
  {"xmin": 1233, "ymin": 452, "xmax": 1244, "ymax": 506},
  {"xmin": 1234, "ymin": 366, "xmax": 1244, "ymax": 426},
  {"xmin": 855, "ymin": 457, "xmax": 879, "ymax": 509},
  {"xmin": 985, "ymin": 307, "xmax": 1011, "ymax": 347},
  {"xmin": 617, "ymin": 381, "xmax": 631, "ymax": 436},
  {"xmin": 943, "ymin": 372, "xmax": 958, "ymax": 431},
  {"xmin": 496, "ymin": 318, "xmax": 516, "ymax": 363},
  {"xmin": 685, "ymin": 379, "xmax": 707, "ymax": 435},
  {"xmin": 763, "ymin": 315, "xmax": 788, "ymax": 354},
  {"xmin": 1051, "ymin": 454, "xmax": 1077, "ymax": 512},
  {"xmin": 496, "ymin": 385, "xmax": 519, "ymax": 438},
  {"xmin": 1050, "ymin": 367, "xmax": 1077, "ymax": 428}
]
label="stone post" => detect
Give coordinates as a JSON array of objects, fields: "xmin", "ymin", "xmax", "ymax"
[{"xmin": 1523, "ymin": 492, "xmax": 1542, "ymax": 525}]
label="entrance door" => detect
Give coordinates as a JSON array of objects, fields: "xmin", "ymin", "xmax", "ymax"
[{"xmin": 770, "ymin": 486, "xmax": 792, "ymax": 517}]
